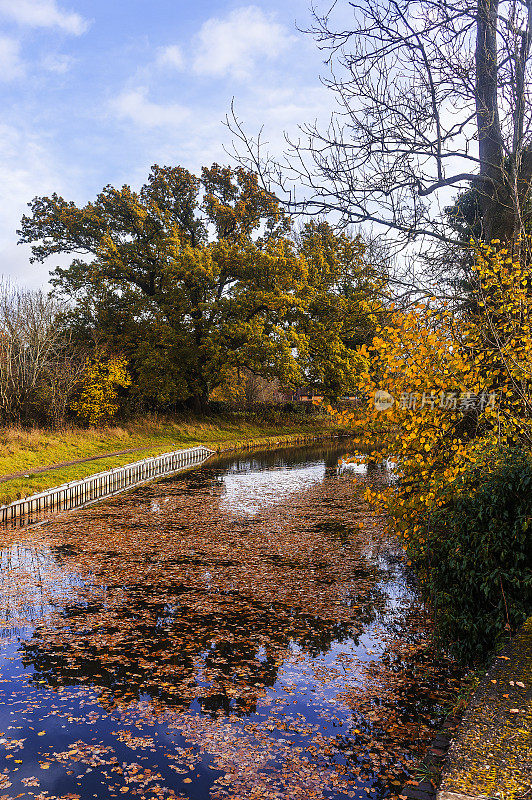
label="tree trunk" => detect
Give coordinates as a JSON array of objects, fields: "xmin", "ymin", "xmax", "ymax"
[
  {"xmin": 187, "ymin": 382, "xmax": 210, "ymax": 415},
  {"xmin": 475, "ymin": 0, "xmax": 507, "ymax": 242},
  {"xmin": 189, "ymin": 393, "xmax": 208, "ymax": 415}
]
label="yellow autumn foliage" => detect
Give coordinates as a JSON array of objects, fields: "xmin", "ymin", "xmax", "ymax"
[
  {"xmin": 72, "ymin": 354, "xmax": 131, "ymax": 427},
  {"xmin": 336, "ymin": 241, "xmax": 532, "ymax": 557}
]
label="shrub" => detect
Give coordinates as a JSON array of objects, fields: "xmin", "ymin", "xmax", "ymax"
[
  {"xmin": 421, "ymin": 446, "xmax": 532, "ymax": 664},
  {"xmin": 71, "ymin": 354, "xmax": 131, "ymax": 426}
]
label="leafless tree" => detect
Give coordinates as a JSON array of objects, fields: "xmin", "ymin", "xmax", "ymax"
[
  {"xmin": 228, "ymin": 0, "xmax": 532, "ymax": 257},
  {"xmin": 240, "ymin": 370, "xmax": 288, "ymax": 409},
  {"xmin": 0, "ymin": 281, "xmax": 85, "ymax": 425},
  {"xmin": 41, "ymin": 348, "xmax": 88, "ymax": 427}
]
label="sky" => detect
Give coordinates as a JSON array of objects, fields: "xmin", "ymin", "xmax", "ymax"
[{"xmin": 0, "ymin": 0, "xmax": 336, "ymax": 288}]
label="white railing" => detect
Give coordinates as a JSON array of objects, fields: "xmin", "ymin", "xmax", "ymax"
[{"xmin": 0, "ymin": 445, "xmax": 215, "ymax": 528}]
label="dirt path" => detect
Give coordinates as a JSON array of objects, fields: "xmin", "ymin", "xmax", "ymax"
[{"xmin": 0, "ymin": 444, "xmax": 162, "ymax": 484}]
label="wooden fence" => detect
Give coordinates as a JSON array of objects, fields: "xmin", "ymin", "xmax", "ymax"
[{"xmin": 0, "ymin": 445, "xmax": 215, "ymax": 528}]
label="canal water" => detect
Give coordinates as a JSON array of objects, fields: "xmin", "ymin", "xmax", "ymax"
[{"xmin": 0, "ymin": 441, "xmax": 460, "ymax": 800}]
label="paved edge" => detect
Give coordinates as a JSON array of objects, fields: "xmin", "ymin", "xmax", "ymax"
[
  {"xmin": 436, "ymin": 616, "xmax": 532, "ymax": 800},
  {"xmin": 399, "ymin": 717, "xmax": 462, "ymax": 800}
]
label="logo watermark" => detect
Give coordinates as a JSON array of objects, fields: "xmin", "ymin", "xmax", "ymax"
[
  {"xmin": 374, "ymin": 390, "xmax": 395, "ymax": 411},
  {"xmin": 374, "ymin": 390, "xmax": 497, "ymax": 411}
]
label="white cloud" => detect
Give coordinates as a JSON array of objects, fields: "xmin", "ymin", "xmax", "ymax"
[
  {"xmin": 111, "ymin": 88, "xmax": 190, "ymax": 128},
  {"xmin": 0, "ymin": 123, "xmax": 77, "ymax": 288},
  {"xmin": 0, "ymin": 37, "xmax": 24, "ymax": 81},
  {"xmin": 156, "ymin": 44, "xmax": 184, "ymax": 70},
  {"xmin": 193, "ymin": 6, "xmax": 294, "ymax": 80},
  {"xmin": 0, "ymin": 0, "xmax": 89, "ymax": 36},
  {"xmin": 41, "ymin": 53, "xmax": 74, "ymax": 74}
]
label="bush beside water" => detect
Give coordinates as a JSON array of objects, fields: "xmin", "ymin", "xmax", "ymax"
[{"xmin": 419, "ymin": 447, "xmax": 532, "ymax": 664}]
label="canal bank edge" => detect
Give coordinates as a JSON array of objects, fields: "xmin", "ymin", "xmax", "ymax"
[
  {"xmin": 210, "ymin": 430, "xmax": 351, "ymax": 454},
  {"xmin": 435, "ymin": 615, "xmax": 532, "ymax": 800},
  {"xmin": 0, "ymin": 431, "xmax": 352, "ymax": 528}
]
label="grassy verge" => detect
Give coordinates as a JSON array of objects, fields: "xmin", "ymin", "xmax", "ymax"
[{"xmin": 0, "ymin": 414, "xmax": 342, "ymax": 506}]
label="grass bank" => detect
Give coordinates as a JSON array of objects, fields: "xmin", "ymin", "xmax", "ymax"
[{"xmin": 0, "ymin": 414, "xmax": 342, "ymax": 506}]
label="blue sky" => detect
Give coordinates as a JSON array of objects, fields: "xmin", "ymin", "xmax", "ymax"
[{"xmin": 0, "ymin": 0, "xmax": 335, "ymax": 287}]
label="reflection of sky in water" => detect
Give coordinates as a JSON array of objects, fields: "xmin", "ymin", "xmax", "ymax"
[
  {"xmin": 219, "ymin": 463, "xmax": 326, "ymax": 515},
  {"xmin": 0, "ymin": 544, "xmax": 83, "ymax": 637}
]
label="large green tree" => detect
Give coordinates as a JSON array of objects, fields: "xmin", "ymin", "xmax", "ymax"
[
  {"xmin": 19, "ymin": 165, "xmax": 385, "ymax": 410},
  {"xmin": 295, "ymin": 220, "xmax": 387, "ymax": 397},
  {"xmin": 19, "ymin": 165, "xmax": 309, "ymax": 411}
]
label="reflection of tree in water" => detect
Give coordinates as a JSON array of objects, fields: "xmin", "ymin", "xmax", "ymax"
[
  {"xmin": 21, "ymin": 463, "xmax": 384, "ymax": 716},
  {"xmin": 23, "ymin": 568, "xmax": 380, "ymax": 716},
  {"xmin": 202, "ymin": 440, "xmax": 363, "ymax": 474}
]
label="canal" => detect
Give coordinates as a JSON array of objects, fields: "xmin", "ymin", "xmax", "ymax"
[{"xmin": 0, "ymin": 441, "xmax": 461, "ymax": 800}]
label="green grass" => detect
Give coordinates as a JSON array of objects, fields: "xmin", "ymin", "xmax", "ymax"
[{"xmin": 0, "ymin": 414, "xmax": 339, "ymax": 506}]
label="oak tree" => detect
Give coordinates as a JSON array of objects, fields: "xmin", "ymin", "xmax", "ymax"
[{"xmin": 19, "ymin": 165, "xmax": 306, "ymax": 411}]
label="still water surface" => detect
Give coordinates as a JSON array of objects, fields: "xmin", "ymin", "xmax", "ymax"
[{"xmin": 0, "ymin": 442, "xmax": 457, "ymax": 800}]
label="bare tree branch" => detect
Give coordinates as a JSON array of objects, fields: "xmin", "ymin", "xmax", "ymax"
[{"xmin": 227, "ymin": 0, "xmax": 532, "ymax": 256}]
